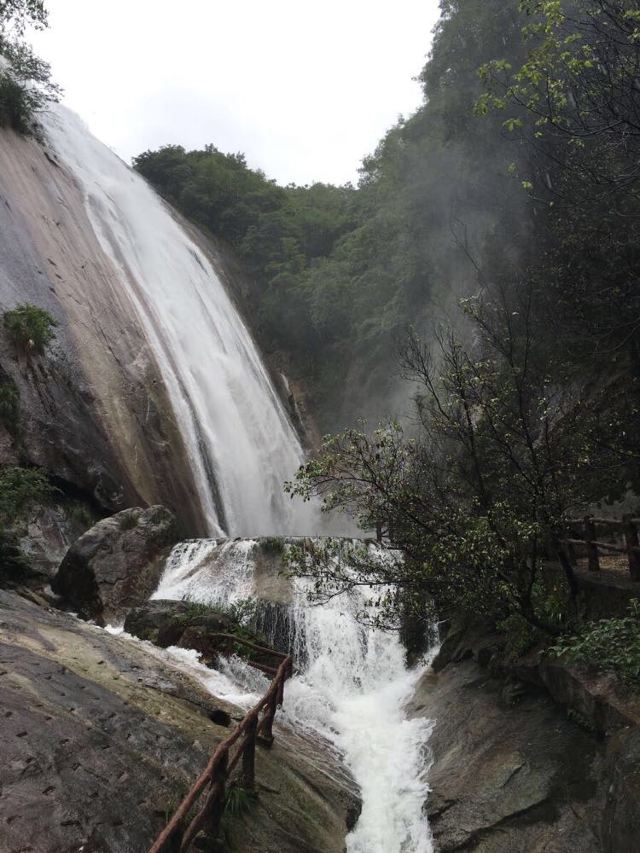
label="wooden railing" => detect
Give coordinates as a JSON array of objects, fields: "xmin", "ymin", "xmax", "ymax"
[
  {"xmin": 561, "ymin": 515, "xmax": 640, "ymax": 581},
  {"xmin": 149, "ymin": 652, "xmax": 293, "ymax": 853}
]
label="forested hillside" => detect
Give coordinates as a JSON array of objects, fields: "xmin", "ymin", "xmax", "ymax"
[
  {"xmin": 136, "ymin": 0, "xmax": 640, "ymax": 656},
  {"xmin": 133, "ymin": 1, "xmax": 528, "ymax": 427}
]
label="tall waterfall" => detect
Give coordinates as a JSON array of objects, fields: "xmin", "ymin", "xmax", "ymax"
[
  {"xmin": 152, "ymin": 539, "xmax": 435, "ymax": 853},
  {"xmin": 40, "ymin": 105, "xmax": 312, "ymax": 537}
]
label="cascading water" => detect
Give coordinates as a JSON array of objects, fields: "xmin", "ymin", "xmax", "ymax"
[
  {"xmin": 152, "ymin": 538, "xmax": 436, "ymax": 853},
  {"xmin": 39, "ymin": 104, "xmax": 313, "ymax": 537},
  {"xmin": 36, "ymin": 103, "xmax": 433, "ymax": 849}
]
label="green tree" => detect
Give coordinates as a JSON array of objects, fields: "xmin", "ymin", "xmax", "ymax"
[
  {"xmin": 287, "ymin": 287, "xmax": 631, "ymax": 635},
  {"xmin": 0, "ymin": 0, "xmax": 58, "ymax": 132}
]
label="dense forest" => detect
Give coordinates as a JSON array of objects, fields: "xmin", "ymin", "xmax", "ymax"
[{"xmin": 137, "ymin": 0, "xmax": 640, "ymax": 661}]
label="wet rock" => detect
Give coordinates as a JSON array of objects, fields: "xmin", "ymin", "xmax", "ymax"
[
  {"xmin": 603, "ymin": 727, "xmax": 640, "ymax": 852},
  {"xmin": 124, "ymin": 599, "xmax": 235, "ymax": 647},
  {"xmin": 0, "ymin": 589, "xmax": 357, "ymax": 853},
  {"xmin": 409, "ymin": 662, "xmax": 604, "ymax": 852},
  {"xmin": 124, "ymin": 600, "xmax": 282, "ymax": 672},
  {"xmin": 52, "ymin": 506, "xmax": 178, "ymax": 623}
]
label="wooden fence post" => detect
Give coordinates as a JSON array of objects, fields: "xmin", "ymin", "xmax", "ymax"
[
  {"xmin": 242, "ymin": 716, "xmax": 257, "ymax": 790},
  {"xmin": 258, "ymin": 698, "xmax": 276, "ymax": 747},
  {"xmin": 623, "ymin": 515, "xmax": 640, "ymax": 582},
  {"xmin": 584, "ymin": 516, "xmax": 600, "ymax": 572},
  {"xmin": 179, "ymin": 753, "xmax": 228, "ymax": 852}
]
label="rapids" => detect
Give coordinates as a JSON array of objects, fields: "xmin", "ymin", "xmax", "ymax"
[{"xmin": 153, "ymin": 538, "xmax": 435, "ymax": 853}]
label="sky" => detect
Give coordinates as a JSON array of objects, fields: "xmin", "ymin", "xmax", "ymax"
[{"xmin": 30, "ymin": 0, "xmax": 441, "ymax": 186}]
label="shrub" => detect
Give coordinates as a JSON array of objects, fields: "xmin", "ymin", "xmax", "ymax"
[
  {"xmin": 3, "ymin": 303, "xmax": 58, "ymax": 354},
  {"xmin": 0, "ymin": 466, "xmax": 54, "ymax": 526},
  {"xmin": 0, "ymin": 378, "xmax": 20, "ymax": 436},
  {"xmin": 118, "ymin": 511, "xmax": 139, "ymax": 531},
  {"xmin": 261, "ymin": 536, "xmax": 285, "ymax": 555},
  {"xmin": 0, "ymin": 71, "xmax": 32, "ymax": 132},
  {"xmin": 0, "ymin": 524, "xmax": 29, "ymax": 578},
  {"xmin": 224, "ymin": 784, "xmax": 256, "ymax": 817},
  {"xmin": 548, "ymin": 602, "xmax": 640, "ymax": 687}
]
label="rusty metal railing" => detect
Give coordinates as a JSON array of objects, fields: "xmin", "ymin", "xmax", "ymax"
[{"xmin": 149, "ymin": 653, "xmax": 293, "ymax": 852}]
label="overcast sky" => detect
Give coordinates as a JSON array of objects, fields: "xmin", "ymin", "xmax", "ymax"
[{"xmin": 30, "ymin": 0, "xmax": 441, "ymax": 185}]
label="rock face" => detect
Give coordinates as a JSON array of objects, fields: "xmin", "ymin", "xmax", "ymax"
[
  {"xmin": 0, "ymin": 589, "xmax": 357, "ymax": 853},
  {"xmin": 0, "ymin": 126, "xmax": 210, "ymax": 535},
  {"xmin": 410, "ymin": 652, "xmax": 640, "ymax": 852},
  {"xmin": 52, "ymin": 507, "xmax": 178, "ymax": 623}
]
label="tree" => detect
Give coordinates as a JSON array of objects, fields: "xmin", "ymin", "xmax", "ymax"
[
  {"xmin": 0, "ymin": 0, "xmax": 58, "ymax": 132},
  {"xmin": 287, "ymin": 287, "xmax": 630, "ymax": 636}
]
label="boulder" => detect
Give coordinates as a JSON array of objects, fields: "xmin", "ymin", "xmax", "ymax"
[
  {"xmin": 124, "ymin": 599, "xmax": 235, "ymax": 647},
  {"xmin": 51, "ymin": 506, "xmax": 178, "ymax": 623},
  {"xmin": 124, "ymin": 599, "xmax": 282, "ymax": 671}
]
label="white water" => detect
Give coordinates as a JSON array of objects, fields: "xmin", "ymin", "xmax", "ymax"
[
  {"xmin": 153, "ymin": 539, "xmax": 435, "ymax": 853},
  {"xmin": 40, "ymin": 105, "xmax": 313, "ymax": 537}
]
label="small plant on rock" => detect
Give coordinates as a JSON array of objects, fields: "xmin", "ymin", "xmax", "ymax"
[
  {"xmin": 548, "ymin": 602, "xmax": 640, "ymax": 687},
  {"xmin": 3, "ymin": 303, "xmax": 58, "ymax": 355},
  {"xmin": 0, "ymin": 378, "xmax": 20, "ymax": 436}
]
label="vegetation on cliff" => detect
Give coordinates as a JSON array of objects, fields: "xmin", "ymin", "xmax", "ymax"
[{"xmin": 0, "ymin": 0, "xmax": 58, "ymax": 132}]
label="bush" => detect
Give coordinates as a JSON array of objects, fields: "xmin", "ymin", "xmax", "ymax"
[
  {"xmin": 3, "ymin": 303, "xmax": 57, "ymax": 354},
  {"xmin": 0, "ymin": 378, "xmax": 20, "ymax": 436},
  {"xmin": 0, "ymin": 466, "xmax": 54, "ymax": 526},
  {"xmin": 118, "ymin": 511, "xmax": 139, "ymax": 531},
  {"xmin": 0, "ymin": 524, "xmax": 29, "ymax": 578},
  {"xmin": 261, "ymin": 536, "xmax": 285, "ymax": 555},
  {"xmin": 0, "ymin": 71, "xmax": 32, "ymax": 132},
  {"xmin": 548, "ymin": 602, "xmax": 640, "ymax": 687}
]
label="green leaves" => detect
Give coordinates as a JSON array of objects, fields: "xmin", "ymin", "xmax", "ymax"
[
  {"xmin": 549, "ymin": 603, "xmax": 640, "ymax": 686},
  {"xmin": 3, "ymin": 303, "xmax": 57, "ymax": 354}
]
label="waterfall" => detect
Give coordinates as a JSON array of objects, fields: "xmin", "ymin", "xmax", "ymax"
[
  {"xmin": 152, "ymin": 538, "xmax": 435, "ymax": 853},
  {"xmin": 39, "ymin": 105, "xmax": 313, "ymax": 537}
]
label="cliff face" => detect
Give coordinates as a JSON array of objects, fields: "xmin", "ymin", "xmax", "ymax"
[{"xmin": 0, "ymin": 125, "xmax": 209, "ymax": 534}]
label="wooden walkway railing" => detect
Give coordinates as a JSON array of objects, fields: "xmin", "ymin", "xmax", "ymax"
[
  {"xmin": 149, "ymin": 649, "xmax": 293, "ymax": 853},
  {"xmin": 560, "ymin": 515, "xmax": 640, "ymax": 581}
]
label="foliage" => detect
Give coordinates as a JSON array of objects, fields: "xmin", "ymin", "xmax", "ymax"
[
  {"xmin": 287, "ymin": 285, "xmax": 632, "ymax": 634},
  {"xmin": 117, "ymin": 511, "xmax": 139, "ymax": 531},
  {"xmin": 548, "ymin": 601, "xmax": 640, "ymax": 685},
  {"xmin": 0, "ymin": 69, "xmax": 31, "ymax": 131},
  {"xmin": 0, "ymin": 465, "xmax": 54, "ymax": 578},
  {"xmin": 3, "ymin": 303, "xmax": 58, "ymax": 354},
  {"xmin": 65, "ymin": 500, "xmax": 96, "ymax": 532},
  {"xmin": 0, "ymin": 523, "xmax": 28, "ymax": 576},
  {"xmin": 0, "ymin": 465, "xmax": 53, "ymax": 525},
  {"xmin": 0, "ymin": 1, "xmax": 59, "ymax": 133},
  {"xmin": 0, "ymin": 376, "xmax": 19, "ymax": 436},
  {"xmin": 260, "ymin": 536, "xmax": 285, "ymax": 555},
  {"xmin": 223, "ymin": 784, "xmax": 257, "ymax": 818}
]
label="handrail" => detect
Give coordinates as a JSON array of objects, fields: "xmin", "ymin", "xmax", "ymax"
[
  {"xmin": 560, "ymin": 514, "xmax": 640, "ymax": 581},
  {"xmin": 149, "ymin": 654, "xmax": 293, "ymax": 852}
]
